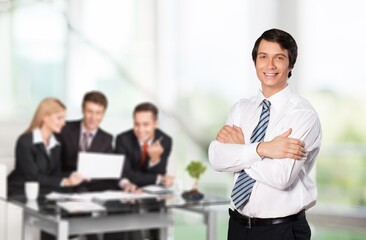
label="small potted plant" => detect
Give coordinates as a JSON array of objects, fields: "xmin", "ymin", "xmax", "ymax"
[{"xmin": 182, "ymin": 160, "xmax": 206, "ymax": 201}]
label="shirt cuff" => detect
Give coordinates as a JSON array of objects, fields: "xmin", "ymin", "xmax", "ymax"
[
  {"xmin": 149, "ymin": 159, "xmax": 161, "ymax": 168},
  {"xmin": 119, "ymin": 178, "xmax": 130, "ymax": 188},
  {"xmin": 155, "ymin": 175, "xmax": 162, "ymax": 185},
  {"xmin": 247, "ymin": 142, "xmax": 263, "ymax": 164},
  {"xmin": 60, "ymin": 178, "xmax": 66, "ymax": 187}
]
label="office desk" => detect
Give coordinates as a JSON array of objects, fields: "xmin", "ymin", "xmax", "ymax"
[{"xmin": 4, "ymin": 193, "xmax": 229, "ymax": 240}]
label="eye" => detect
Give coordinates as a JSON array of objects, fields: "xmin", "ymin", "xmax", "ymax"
[{"xmin": 275, "ymin": 55, "xmax": 286, "ymax": 60}]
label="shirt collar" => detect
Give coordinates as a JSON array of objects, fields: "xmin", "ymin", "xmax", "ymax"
[
  {"xmin": 80, "ymin": 122, "xmax": 98, "ymax": 136},
  {"xmin": 139, "ymin": 136, "xmax": 155, "ymax": 146},
  {"xmin": 32, "ymin": 128, "xmax": 59, "ymax": 149},
  {"xmin": 256, "ymin": 85, "xmax": 292, "ymax": 111}
]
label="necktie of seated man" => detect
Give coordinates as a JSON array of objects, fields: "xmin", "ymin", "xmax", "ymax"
[
  {"xmin": 80, "ymin": 132, "xmax": 92, "ymax": 152},
  {"xmin": 140, "ymin": 143, "xmax": 148, "ymax": 167},
  {"xmin": 231, "ymin": 99, "xmax": 271, "ymax": 209}
]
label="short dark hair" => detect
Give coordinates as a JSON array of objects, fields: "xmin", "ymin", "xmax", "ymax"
[
  {"xmin": 82, "ymin": 91, "xmax": 108, "ymax": 109},
  {"xmin": 133, "ymin": 102, "xmax": 158, "ymax": 120},
  {"xmin": 252, "ymin": 28, "xmax": 298, "ymax": 78}
]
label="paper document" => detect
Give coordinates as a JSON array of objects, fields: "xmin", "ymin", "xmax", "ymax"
[
  {"xmin": 46, "ymin": 192, "xmax": 97, "ymax": 201},
  {"xmin": 77, "ymin": 152, "xmax": 124, "ymax": 179},
  {"xmin": 142, "ymin": 185, "xmax": 173, "ymax": 195},
  {"xmin": 46, "ymin": 191, "xmax": 156, "ymax": 202},
  {"xmin": 57, "ymin": 201, "xmax": 105, "ymax": 213},
  {"xmin": 92, "ymin": 191, "xmax": 156, "ymax": 201}
]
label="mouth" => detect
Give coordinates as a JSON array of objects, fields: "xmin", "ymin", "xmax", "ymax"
[{"xmin": 264, "ymin": 72, "xmax": 277, "ymax": 77}]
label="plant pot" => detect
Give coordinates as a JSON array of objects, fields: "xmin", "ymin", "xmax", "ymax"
[{"xmin": 181, "ymin": 189, "xmax": 204, "ymax": 201}]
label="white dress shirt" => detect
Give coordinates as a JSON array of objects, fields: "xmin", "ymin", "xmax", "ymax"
[
  {"xmin": 209, "ymin": 85, "xmax": 322, "ymax": 218},
  {"xmin": 33, "ymin": 128, "xmax": 59, "ymax": 154}
]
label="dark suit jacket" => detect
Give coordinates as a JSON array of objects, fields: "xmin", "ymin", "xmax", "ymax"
[
  {"xmin": 57, "ymin": 120, "xmax": 116, "ymax": 191},
  {"xmin": 115, "ymin": 128, "xmax": 172, "ymax": 187},
  {"xmin": 7, "ymin": 132, "xmax": 67, "ymax": 196},
  {"xmin": 58, "ymin": 120, "xmax": 114, "ymax": 173}
]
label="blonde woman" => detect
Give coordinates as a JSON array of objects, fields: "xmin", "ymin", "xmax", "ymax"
[{"xmin": 8, "ymin": 97, "xmax": 87, "ymax": 196}]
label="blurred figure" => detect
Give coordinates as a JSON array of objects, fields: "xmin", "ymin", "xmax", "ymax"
[
  {"xmin": 116, "ymin": 102, "xmax": 174, "ymax": 188},
  {"xmin": 7, "ymin": 98, "xmax": 87, "ymax": 240},
  {"xmin": 7, "ymin": 97, "xmax": 86, "ymax": 197},
  {"xmin": 57, "ymin": 90, "xmax": 117, "ymax": 192},
  {"xmin": 209, "ymin": 29, "xmax": 322, "ymax": 240},
  {"xmin": 58, "ymin": 91, "xmax": 141, "ymax": 240},
  {"xmin": 115, "ymin": 102, "xmax": 173, "ymax": 240}
]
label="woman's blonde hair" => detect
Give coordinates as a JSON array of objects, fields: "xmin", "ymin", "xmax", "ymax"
[{"xmin": 25, "ymin": 98, "xmax": 66, "ymax": 133}]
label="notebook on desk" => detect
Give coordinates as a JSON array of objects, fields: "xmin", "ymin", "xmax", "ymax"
[{"xmin": 77, "ymin": 152, "xmax": 125, "ymax": 179}]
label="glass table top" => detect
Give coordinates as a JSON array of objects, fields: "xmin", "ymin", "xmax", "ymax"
[{"xmin": 5, "ymin": 191, "xmax": 229, "ymax": 219}]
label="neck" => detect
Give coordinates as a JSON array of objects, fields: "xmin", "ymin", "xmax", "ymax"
[
  {"xmin": 262, "ymin": 84, "xmax": 288, "ymax": 98},
  {"xmin": 82, "ymin": 121, "xmax": 96, "ymax": 133},
  {"xmin": 40, "ymin": 126, "xmax": 52, "ymax": 145}
]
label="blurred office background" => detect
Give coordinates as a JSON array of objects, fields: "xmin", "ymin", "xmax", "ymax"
[{"xmin": 0, "ymin": 0, "xmax": 366, "ymax": 239}]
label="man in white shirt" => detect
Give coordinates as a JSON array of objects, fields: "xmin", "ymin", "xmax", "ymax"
[{"xmin": 209, "ymin": 28, "xmax": 322, "ymax": 240}]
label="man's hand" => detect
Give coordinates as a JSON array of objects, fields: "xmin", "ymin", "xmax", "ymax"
[
  {"xmin": 257, "ymin": 128, "xmax": 306, "ymax": 160},
  {"xmin": 159, "ymin": 175, "xmax": 174, "ymax": 187},
  {"xmin": 216, "ymin": 125, "xmax": 245, "ymax": 144},
  {"xmin": 148, "ymin": 140, "xmax": 164, "ymax": 165},
  {"xmin": 121, "ymin": 180, "xmax": 142, "ymax": 193},
  {"xmin": 64, "ymin": 172, "xmax": 89, "ymax": 187}
]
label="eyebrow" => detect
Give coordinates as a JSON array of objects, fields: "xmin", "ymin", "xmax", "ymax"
[{"xmin": 257, "ymin": 52, "xmax": 287, "ymax": 58}]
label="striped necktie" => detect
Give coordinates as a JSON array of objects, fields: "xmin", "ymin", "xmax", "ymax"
[
  {"xmin": 231, "ymin": 99, "xmax": 271, "ymax": 209},
  {"xmin": 80, "ymin": 132, "xmax": 92, "ymax": 152}
]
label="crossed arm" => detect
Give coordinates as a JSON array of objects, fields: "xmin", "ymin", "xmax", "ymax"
[{"xmin": 215, "ymin": 125, "xmax": 305, "ymax": 160}]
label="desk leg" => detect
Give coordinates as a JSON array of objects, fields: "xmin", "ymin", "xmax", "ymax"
[
  {"xmin": 176, "ymin": 207, "xmax": 218, "ymax": 240},
  {"xmin": 158, "ymin": 208, "xmax": 171, "ymax": 239},
  {"xmin": 56, "ymin": 220, "xmax": 68, "ymax": 240},
  {"xmin": 204, "ymin": 210, "xmax": 217, "ymax": 240},
  {"xmin": 23, "ymin": 219, "xmax": 33, "ymax": 240}
]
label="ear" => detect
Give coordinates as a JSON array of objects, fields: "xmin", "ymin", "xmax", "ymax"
[{"xmin": 41, "ymin": 114, "xmax": 49, "ymax": 127}]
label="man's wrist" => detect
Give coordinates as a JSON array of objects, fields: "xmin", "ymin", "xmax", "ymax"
[
  {"xmin": 119, "ymin": 178, "xmax": 130, "ymax": 188},
  {"xmin": 256, "ymin": 142, "xmax": 265, "ymax": 158}
]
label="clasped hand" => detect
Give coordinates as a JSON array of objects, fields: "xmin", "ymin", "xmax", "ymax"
[{"xmin": 216, "ymin": 125, "xmax": 245, "ymax": 144}]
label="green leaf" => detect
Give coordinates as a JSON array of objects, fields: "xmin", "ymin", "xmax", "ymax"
[{"xmin": 186, "ymin": 160, "xmax": 206, "ymax": 180}]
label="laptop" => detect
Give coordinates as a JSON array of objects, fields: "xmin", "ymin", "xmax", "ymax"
[{"xmin": 77, "ymin": 152, "xmax": 125, "ymax": 179}]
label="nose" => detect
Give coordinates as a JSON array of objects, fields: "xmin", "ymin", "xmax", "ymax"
[{"xmin": 267, "ymin": 58, "xmax": 276, "ymax": 69}]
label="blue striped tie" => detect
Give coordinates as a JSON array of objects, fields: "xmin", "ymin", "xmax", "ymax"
[{"xmin": 231, "ymin": 99, "xmax": 271, "ymax": 209}]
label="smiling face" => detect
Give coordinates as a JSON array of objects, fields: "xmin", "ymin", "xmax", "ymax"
[
  {"xmin": 82, "ymin": 101, "xmax": 106, "ymax": 131},
  {"xmin": 43, "ymin": 110, "xmax": 66, "ymax": 134},
  {"xmin": 133, "ymin": 111, "xmax": 158, "ymax": 143},
  {"xmin": 255, "ymin": 39, "xmax": 292, "ymax": 97}
]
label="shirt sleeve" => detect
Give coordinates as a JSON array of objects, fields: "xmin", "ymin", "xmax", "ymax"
[
  {"xmin": 209, "ymin": 141, "xmax": 261, "ymax": 172},
  {"xmin": 245, "ymin": 110, "xmax": 322, "ymax": 190},
  {"xmin": 208, "ymin": 100, "xmax": 263, "ymax": 173}
]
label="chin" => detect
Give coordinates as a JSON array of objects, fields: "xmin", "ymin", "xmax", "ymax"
[{"xmin": 54, "ymin": 128, "xmax": 62, "ymax": 134}]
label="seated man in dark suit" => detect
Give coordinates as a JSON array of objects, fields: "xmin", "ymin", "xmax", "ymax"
[
  {"xmin": 115, "ymin": 102, "xmax": 174, "ymax": 240},
  {"xmin": 57, "ymin": 90, "xmax": 117, "ymax": 192},
  {"xmin": 116, "ymin": 102, "xmax": 174, "ymax": 188},
  {"xmin": 58, "ymin": 91, "xmax": 142, "ymax": 240},
  {"xmin": 57, "ymin": 91, "xmax": 141, "ymax": 240}
]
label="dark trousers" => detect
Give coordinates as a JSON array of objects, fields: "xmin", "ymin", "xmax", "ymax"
[{"xmin": 228, "ymin": 214, "xmax": 311, "ymax": 240}]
